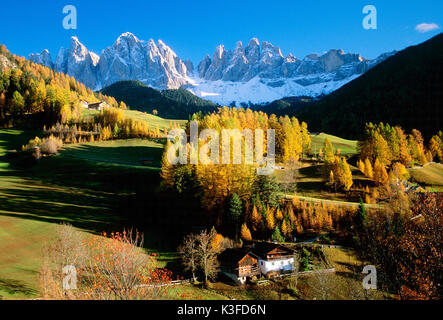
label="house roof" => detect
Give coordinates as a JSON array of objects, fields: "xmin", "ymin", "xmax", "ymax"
[
  {"xmin": 219, "ymin": 248, "xmax": 258, "ymax": 265},
  {"xmin": 251, "ymin": 242, "xmax": 294, "ymax": 259},
  {"xmin": 88, "ymin": 102, "xmax": 103, "ymax": 107},
  {"xmin": 88, "ymin": 101, "xmax": 109, "ymax": 108}
]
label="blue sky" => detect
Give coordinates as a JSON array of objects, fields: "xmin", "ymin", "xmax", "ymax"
[{"xmin": 1, "ymin": 0, "xmax": 441, "ymax": 64}]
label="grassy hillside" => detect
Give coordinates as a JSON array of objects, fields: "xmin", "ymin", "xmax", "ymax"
[
  {"xmin": 0, "ymin": 129, "xmax": 163, "ymax": 299},
  {"xmin": 296, "ymin": 33, "xmax": 443, "ymax": 139},
  {"xmin": 0, "ymin": 126, "xmax": 211, "ymax": 299},
  {"xmin": 100, "ymin": 80, "xmax": 218, "ymax": 119},
  {"xmin": 62, "ymin": 139, "xmax": 164, "ymax": 168},
  {"xmin": 409, "ymin": 162, "xmax": 443, "ymax": 186},
  {"xmin": 83, "ymin": 108, "xmax": 188, "ymax": 131},
  {"xmin": 122, "ymin": 110, "xmax": 188, "ymax": 130},
  {"xmin": 310, "ymin": 133, "xmax": 358, "ymax": 156}
]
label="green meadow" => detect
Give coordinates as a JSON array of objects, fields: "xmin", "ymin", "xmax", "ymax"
[
  {"xmin": 83, "ymin": 108, "xmax": 188, "ymax": 131},
  {"xmin": 310, "ymin": 133, "xmax": 358, "ymax": 156},
  {"xmin": 0, "ymin": 129, "xmax": 166, "ymax": 299},
  {"xmin": 409, "ymin": 162, "xmax": 443, "ymax": 186}
]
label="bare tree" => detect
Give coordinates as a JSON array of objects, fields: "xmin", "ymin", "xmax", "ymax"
[
  {"xmin": 178, "ymin": 233, "xmax": 199, "ymax": 282},
  {"xmin": 39, "ymin": 225, "xmax": 170, "ymax": 300},
  {"xmin": 196, "ymin": 229, "xmax": 220, "ymax": 283}
]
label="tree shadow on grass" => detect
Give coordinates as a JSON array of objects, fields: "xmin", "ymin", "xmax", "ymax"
[
  {"xmin": 0, "ymin": 129, "xmax": 43, "ymax": 153},
  {"xmin": 0, "ymin": 141, "xmax": 163, "ymax": 234},
  {"xmin": 27, "ymin": 152, "xmax": 161, "ymax": 194},
  {"xmin": 297, "ymin": 165, "xmax": 323, "ymax": 178},
  {"xmin": 60, "ymin": 143, "xmax": 164, "ymax": 168},
  {"xmin": 0, "ymin": 278, "xmax": 37, "ymax": 297},
  {"xmin": 0, "ymin": 181, "xmax": 124, "ymax": 234},
  {"xmin": 334, "ymin": 261, "xmax": 364, "ymax": 280},
  {"xmin": 0, "ymin": 131, "xmax": 192, "ymax": 260}
]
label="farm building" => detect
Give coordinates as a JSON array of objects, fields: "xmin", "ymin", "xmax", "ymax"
[
  {"xmin": 219, "ymin": 242, "xmax": 296, "ymax": 285},
  {"xmin": 88, "ymin": 102, "xmax": 110, "ymax": 111},
  {"xmin": 219, "ymin": 249, "xmax": 260, "ymax": 285},
  {"xmin": 253, "ymin": 242, "xmax": 295, "ymax": 277},
  {"xmin": 79, "ymin": 100, "xmax": 89, "ymax": 109}
]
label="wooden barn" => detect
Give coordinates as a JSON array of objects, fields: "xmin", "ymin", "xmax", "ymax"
[
  {"xmin": 219, "ymin": 248, "xmax": 260, "ymax": 285},
  {"xmin": 88, "ymin": 101, "xmax": 110, "ymax": 111}
]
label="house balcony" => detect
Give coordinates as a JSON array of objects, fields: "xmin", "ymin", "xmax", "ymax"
[
  {"xmin": 265, "ymin": 255, "xmax": 293, "ymax": 261},
  {"xmin": 238, "ymin": 266, "xmax": 260, "ymax": 277}
]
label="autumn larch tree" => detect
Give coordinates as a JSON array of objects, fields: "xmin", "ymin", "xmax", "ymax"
[
  {"xmin": 250, "ymin": 205, "xmax": 262, "ymax": 232},
  {"xmin": 373, "ymin": 158, "xmax": 389, "ymax": 186},
  {"xmin": 364, "ymin": 158, "xmax": 374, "ymax": 179},
  {"xmin": 323, "ymin": 137, "xmax": 335, "ymax": 164},
  {"xmin": 266, "ymin": 208, "xmax": 275, "ymax": 232},
  {"xmin": 240, "ymin": 223, "xmax": 252, "ymax": 242},
  {"xmin": 340, "ymin": 157, "xmax": 353, "ymax": 191}
]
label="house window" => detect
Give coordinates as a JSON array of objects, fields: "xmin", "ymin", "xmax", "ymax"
[
  {"xmin": 272, "ymin": 262, "xmax": 275, "ymax": 266},
  {"xmin": 261, "ymin": 262, "xmax": 263, "ymax": 266},
  {"xmin": 281, "ymin": 261, "xmax": 284, "ymax": 265}
]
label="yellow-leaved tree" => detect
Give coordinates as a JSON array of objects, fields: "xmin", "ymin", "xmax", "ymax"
[
  {"xmin": 373, "ymin": 158, "xmax": 389, "ymax": 185},
  {"xmin": 364, "ymin": 158, "xmax": 374, "ymax": 179},
  {"xmin": 241, "ymin": 223, "xmax": 252, "ymax": 241}
]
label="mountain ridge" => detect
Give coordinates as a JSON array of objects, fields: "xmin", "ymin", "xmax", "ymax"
[{"xmin": 29, "ymin": 33, "xmax": 395, "ymax": 105}]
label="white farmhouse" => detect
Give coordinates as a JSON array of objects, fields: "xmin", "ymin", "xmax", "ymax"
[
  {"xmin": 253, "ymin": 242, "xmax": 295, "ymax": 276},
  {"xmin": 79, "ymin": 100, "xmax": 89, "ymax": 109},
  {"xmin": 88, "ymin": 101, "xmax": 110, "ymax": 111}
]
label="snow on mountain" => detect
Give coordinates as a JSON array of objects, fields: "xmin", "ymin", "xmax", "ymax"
[
  {"xmin": 189, "ymin": 74, "xmax": 362, "ymax": 106},
  {"xmin": 29, "ymin": 49, "xmax": 54, "ymax": 69},
  {"xmin": 55, "ymin": 36, "xmax": 100, "ymax": 89},
  {"xmin": 28, "ymin": 34, "xmax": 396, "ymax": 105},
  {"xmin": 191, "ymin": 39, "xmax": 396, "ymax": 105}
]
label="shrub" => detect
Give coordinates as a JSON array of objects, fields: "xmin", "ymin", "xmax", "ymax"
[
  {"xmin": 23, "ymin": 135, "xmax": 63, "ymax": 155},
  {"xmin": 301, "ymin": 248, "xmax": 311, "ymax": 271},
  {"xmin": 40, "ymin": 135, "xmax": 63, "ymax": 155},
  {"xmin": 39, "ymin": 225, "xmax": 171, "ymax": 300}
]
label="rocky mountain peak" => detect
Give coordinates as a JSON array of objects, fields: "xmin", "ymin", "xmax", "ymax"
[
  {"xmin": 116, "ymin": 32, "xmax": 139, "ymax": 43},
  {"xmin": 29, "ymin": 49, "xmax": 54, "ymax": 69},
  {"xmin": 28, "ymin": 33, "xmax": 395, "ymax": 105},
  {"xmin": 194, "ymin": 39, "xmax": 395, "ymax": 104},
  {"xmin": 29, "ymin": 33, "xmax": 193, "ymax": 90},
  {"xmin": 247, "ymin": 38, "xmax": 260, "ymax": 47},
  {"xmin": 285, "ymin": 53, "xmax": 298, "ymax": 62},
  {"xmin": 214, "ymin": 45, "xmax": 228, "ymax": 60}
]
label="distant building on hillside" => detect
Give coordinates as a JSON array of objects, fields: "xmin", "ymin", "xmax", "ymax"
[
  {"xmin": 79, "ymin": 100, "xmax": 89, "ymax": 109},
  {"xmin": 88, "ymin": 102, "xmax": 110, "ymax": 111}
]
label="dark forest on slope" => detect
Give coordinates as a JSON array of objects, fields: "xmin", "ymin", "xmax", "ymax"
[
  {"xmin": 293, "ymin": 33, "xmax": 443, "ymax": 140},
  {"xmin": 100, "ymin": 80, "xmax": 218, "ymax": 119}
]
